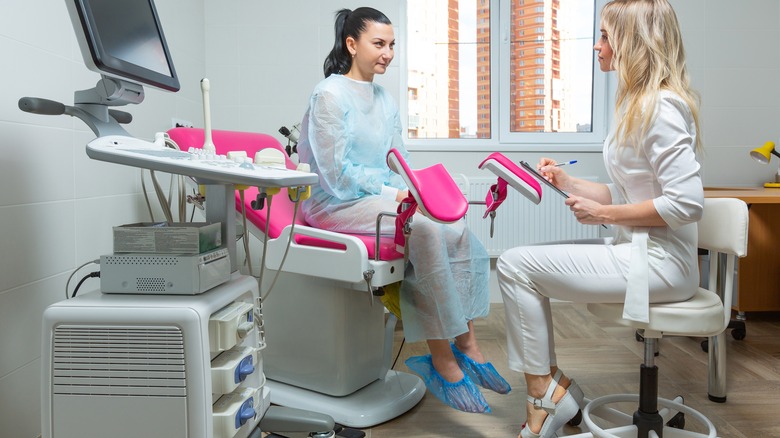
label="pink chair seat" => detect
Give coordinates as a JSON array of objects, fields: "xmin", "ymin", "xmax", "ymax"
[{"xmin": 166, "ymin": 127, "xmax": 402, "ymax": 261}]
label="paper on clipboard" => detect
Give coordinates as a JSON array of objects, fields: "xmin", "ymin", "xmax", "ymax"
[{"xmin": 519, "ymin": 161, "xmax": 569, "ymax": 198}]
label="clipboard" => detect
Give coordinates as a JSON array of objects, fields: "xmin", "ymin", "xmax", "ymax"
[
  {"xmin": 520, "ymin": 160, "xmax": 608, "ymax": 228},
  {"xmin": 519, "ymin": 161, "xmax": 569, "ymax": 198}
]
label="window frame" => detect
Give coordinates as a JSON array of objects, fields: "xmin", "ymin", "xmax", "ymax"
[{"xmin": 400, "ymin": 0, "xmax": 610, "ymax": 152}]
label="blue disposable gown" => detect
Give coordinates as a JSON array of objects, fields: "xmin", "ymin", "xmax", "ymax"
[{"xmin": 297, "ymin": 74, "xmax": 490, "ymax": 342}]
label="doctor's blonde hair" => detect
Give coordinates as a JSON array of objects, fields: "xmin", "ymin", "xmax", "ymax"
[{"xmin": 601, "ymin": 0, "xmax": 702, "ymax": 153}]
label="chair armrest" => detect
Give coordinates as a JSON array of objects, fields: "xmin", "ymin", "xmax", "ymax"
[{"xmin": 265, "ymin": 224, "xmax": 371, "ymax": 283}]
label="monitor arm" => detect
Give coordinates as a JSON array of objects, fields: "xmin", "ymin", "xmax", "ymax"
[{"xmin": 18, "ymin": 75, "xmax": 142, "ymax": 137}]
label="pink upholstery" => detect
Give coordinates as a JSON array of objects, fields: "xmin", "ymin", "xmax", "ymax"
[
  {"xmin": 386, "ymin": 148, "xmax": 468, "ymax": 223},
  {"xmin": 478, "ymin": 152, "xmax": 542, "ymax": 215},
  {"xmin": 166, "ymin": 127, "xmax": 401, "ymax": 261}
]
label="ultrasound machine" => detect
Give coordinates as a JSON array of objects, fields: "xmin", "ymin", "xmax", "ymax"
[{"xmin": 20, "ymin": 1, "xmax": 337, "ymax": 437}]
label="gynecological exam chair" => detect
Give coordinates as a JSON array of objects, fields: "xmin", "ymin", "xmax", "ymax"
[{"xmin": 166, "ymin": 128, "xmax": 541, "ymax": 429}]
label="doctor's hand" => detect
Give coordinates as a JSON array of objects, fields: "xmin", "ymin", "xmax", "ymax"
[
  {"xmin": 565, "ymin": 195, "xmax": 607, "ymax": 225},
  {"xmin": 537, "ymin": 157, "xmax": 572, "ymax": 192}
]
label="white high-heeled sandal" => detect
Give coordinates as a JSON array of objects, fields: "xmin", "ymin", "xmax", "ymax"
[
  {"xmin": 521, "ymin": 377, "xmax": 579, "ymax": 438},
  {"xmin": 553, "ymin": 369, "xmax": 585, "ymax": 409}
]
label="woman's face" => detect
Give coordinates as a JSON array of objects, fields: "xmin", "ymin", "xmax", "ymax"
[
  {"xmin": 594, "ymin": 22, "xmax": 614, "ymax": 72},
  {"xmin": 346, "ymin": 21, "xmax": 395, "ymax": 82}
]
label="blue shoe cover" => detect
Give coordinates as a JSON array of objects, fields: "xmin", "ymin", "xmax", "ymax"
[
  {"xmin": 405, "ymin": 354, "xmax": 491, "ymax": 413},
  {"xmin": 451, "ymin": 343, "xmax": 512, "ymax": 394}
]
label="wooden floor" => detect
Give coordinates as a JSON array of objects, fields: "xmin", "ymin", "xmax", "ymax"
[{"xmin": 359, "ymin": 303, "xmax": 780, "ymax": 438}]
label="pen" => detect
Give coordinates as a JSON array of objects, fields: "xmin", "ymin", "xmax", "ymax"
[{"xmin": 555, "ymin": 160, "xmax": 578, "ymax": 167}]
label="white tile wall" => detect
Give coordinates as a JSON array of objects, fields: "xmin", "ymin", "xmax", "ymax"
[
  {"xmin": 0, "ymin": 358, "xmax": 44, "ymax": 438},
  {"xmin": 2, "ymin": 0, "xmax": 779, "ymax": 436}
]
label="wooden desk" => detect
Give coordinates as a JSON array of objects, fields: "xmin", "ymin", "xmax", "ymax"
[{"xmin": 705, "ymin": 187, "xmax": 780, "ymax": 312}]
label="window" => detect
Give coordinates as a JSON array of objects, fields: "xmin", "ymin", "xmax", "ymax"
[{"xmin": 404, "ymin": 0, "xmax": 606, "ymax": 148}]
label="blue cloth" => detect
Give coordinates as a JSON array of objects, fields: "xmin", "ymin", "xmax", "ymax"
[
  {"xmin": 405, "ymin": 355, "xmax": 490, "ymax": 413},
  {"xmin": 297, "ymin": 74, "xmax": 491, "ymax": 342},
  {"xmin": 451, "ymin": 343, "xmax": 511, "ymax": 394},
  {"xmin": 298, "ymin": 74, "xmax": 408, "ymax": 210}
]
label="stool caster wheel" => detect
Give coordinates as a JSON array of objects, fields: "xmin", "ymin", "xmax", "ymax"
[
  {"xmin": 701, "ymin": 339, "xmax": 708, "ymax": 352},
  {"xmin": 728, "ymin": 320, "xmax": 746, "ymax": 340},
  {"xmin": 666, "ymin": 412, "xmax": 685, "ymax": 429},
  {"xmin": 567, "ymin": 409, "xmax": 582, "ymax": 426}
]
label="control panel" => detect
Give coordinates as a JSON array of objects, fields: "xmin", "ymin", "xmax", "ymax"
[
  {"xmin": 209, "ymin": 299, "xmax": 269, "ymax": 438},
  {"xmin": 85, "ymin": 135, "xmax": 318, "ymax": 188}
]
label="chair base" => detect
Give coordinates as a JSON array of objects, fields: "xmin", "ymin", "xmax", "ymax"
[
  {"xmin": 562, "ymin": 338, "xmax": 717, "ymax": 438},
  {"xmin": 266, "ymin": 370, "xmax": 425, "ymax": 429},
  {"xmin": 563, "ymin": 394, "xmax": 717, "ymax": 438}
]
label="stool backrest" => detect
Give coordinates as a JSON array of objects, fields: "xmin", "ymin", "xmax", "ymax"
[{"xmin": 698, "ymin": 197, "xmax": 749, "ymax": 330}]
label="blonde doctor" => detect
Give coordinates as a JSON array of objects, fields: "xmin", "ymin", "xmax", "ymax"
[{"xmin": 496, "ymin": 0, "xmax": 704, "ymax": 437}]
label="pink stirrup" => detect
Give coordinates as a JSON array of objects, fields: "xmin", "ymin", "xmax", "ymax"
[
  {"xmin": 386, "ymin": 148, "xmax": 469, "ymax": 254},
  {"xmin": 478, "ymin": 152, "xmax": 542, "ymax": 219},
  {"xmin": 386, "ymin": 148, "xmax": 468, "ymax": 222}
]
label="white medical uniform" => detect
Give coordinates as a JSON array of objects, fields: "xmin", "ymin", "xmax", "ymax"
[
  {"xmin": 297, "ymin": 74, "xmax": 491, "ymax": 343},
  {"xmin": 497, "ymin": 90, "xmax": 703, "ymax": 375}
]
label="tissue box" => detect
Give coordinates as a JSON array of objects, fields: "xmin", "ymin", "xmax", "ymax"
[{"xmin": 113, "ymin": 222, "xmax": 221, "ymax": 254}]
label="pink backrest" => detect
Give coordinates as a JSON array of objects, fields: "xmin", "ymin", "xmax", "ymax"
[{"xmin": 166, "ymin": 128, "xmax": 401, "ymax": 261}]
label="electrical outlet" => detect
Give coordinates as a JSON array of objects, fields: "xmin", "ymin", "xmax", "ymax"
[{"xmin": 171, "ymin": 117, "xmax": 194, "ymax": 129}]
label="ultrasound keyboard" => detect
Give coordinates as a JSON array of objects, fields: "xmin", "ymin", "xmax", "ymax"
[{"xmin": 86, "ymin": 135, "xmax": 317, "ymax": 188}]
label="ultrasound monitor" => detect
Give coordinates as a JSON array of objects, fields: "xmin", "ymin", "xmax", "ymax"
[{"xmin": 66, "ymin": 0, "xmax": 180, "ymax": 93}]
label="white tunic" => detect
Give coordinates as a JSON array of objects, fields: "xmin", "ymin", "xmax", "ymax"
[{"xmin": 605, "ymin": 90, "xmax": 704, "ymax": 322}]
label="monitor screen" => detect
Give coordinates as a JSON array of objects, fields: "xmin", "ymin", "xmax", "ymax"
[{"xmin": 67, "ymin": 0, "xmax": 180, "ymax": 92}]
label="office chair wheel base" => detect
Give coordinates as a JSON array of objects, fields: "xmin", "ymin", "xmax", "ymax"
[
  {"xmin": 666, "ymin": 412, "xmax": 685, "ymax": 429},
  {"xmin": 583, "ymin": 394, "xmax": 717, "ymax": 438},
  {"xmin": 700, "ymin": 339, "xmax": 708, "ymax": 353},
  {"xmin": 567, "ymin": 409, "xmax": 583, "ymax": 426},
  {"xmin": 731, "ymin": 327, "xmax": 746, "ymax": 340}
]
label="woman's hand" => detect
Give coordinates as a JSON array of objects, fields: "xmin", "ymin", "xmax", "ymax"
[
  {"xmin": 537, "ymin": 157, "xmax": 571, "ymax": 192},
  {"xmin": 565, "ymin": 195, "xmax": 607, "ymax": 225}
]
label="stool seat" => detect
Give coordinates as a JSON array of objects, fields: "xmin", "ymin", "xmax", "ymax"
[{"xmin": 587, "ymin": 287, "xmax": 724, "ymax": 337}]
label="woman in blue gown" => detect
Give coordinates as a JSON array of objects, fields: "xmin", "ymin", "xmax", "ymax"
[{"xmin": 296, "ymin": 7, "xmax": 510, "ymax": 413}]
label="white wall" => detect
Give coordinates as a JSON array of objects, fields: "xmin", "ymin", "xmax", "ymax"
[
  {"xmin": 0, "ymin": 0, "xmax": 204, "ymax": 436},
  {"xmin": 1, "ymin": 0, "xmax": 779, "ymax": 436}
]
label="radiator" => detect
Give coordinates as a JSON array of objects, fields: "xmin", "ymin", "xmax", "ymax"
[{"xmin": 464, "ymin": 177, "xmax": 601, "ymax": 256}]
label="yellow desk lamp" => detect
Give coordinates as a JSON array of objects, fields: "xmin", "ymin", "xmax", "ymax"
[{"xmin": 750, "ymin": 141, "xmax": 780, "ymax": 188}]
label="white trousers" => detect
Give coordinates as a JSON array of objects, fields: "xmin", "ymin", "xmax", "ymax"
[{"xmin": 496, "ymin": 239, "xmax": 697, "ymax": 376}]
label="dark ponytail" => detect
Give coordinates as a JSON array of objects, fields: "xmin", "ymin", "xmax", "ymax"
[{"xmin": 323, "ymin": 7, "xmax": 392, "ymax": 78}]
